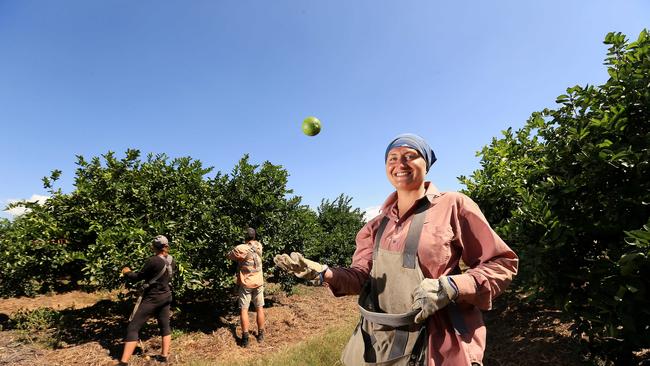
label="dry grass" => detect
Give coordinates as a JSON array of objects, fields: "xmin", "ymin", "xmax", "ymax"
[
  {"xmin": 2, "ymin": 285, "xmax": 643, "ymax": 365},
  {"xmin": 0, "ymin": 284, "xmax": 359, "ymax": 366}
]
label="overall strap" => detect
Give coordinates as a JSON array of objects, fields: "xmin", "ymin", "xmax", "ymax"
[
  {"xmin": 371, "ymin": 198, "xmax": 431, "ymax": 268},
  {"xmin": 372, "ymin": 217, "xmax": 390, "ymax": 261},
  {"xmin": 403, "ymin": 199, "xmax": 431, "ymax": 269}
]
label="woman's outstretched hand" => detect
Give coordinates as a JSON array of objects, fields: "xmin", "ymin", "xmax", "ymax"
[{"xmin": 273, "ymin": 252, "xmax": 327, "ymax": 282}]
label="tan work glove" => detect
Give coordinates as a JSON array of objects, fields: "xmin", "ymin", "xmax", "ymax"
[
  {"xmin": 273, "ymin": 252, "xmax": 327, "ymax": 282},
  {"xmin": 411, "ymin": 275, "xmax": 458, "ymax": 324},
  {"xmin": 120, "ymin": 267, "xmax": 131, "ymax": 277}
]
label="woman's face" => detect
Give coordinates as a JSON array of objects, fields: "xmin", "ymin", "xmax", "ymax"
[{"xmin": 385, "ymin": 146, "xmax": 427, "ymax": 191}]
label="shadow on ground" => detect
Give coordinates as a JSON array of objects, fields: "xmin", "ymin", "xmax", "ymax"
[
  {"xmin": 483, "ymin": 294, "xmax": 591, "ymax": 366},
  {"xmin": 4, "ymin": 290, "xmax": 281, "ymax": 360}
]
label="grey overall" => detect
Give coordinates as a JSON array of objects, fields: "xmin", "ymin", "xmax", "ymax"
[{"xmin": 341, "ymin": 201, "xmax": 430, "ymax": 366}]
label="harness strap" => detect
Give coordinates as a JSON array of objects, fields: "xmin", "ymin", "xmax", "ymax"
[
  {"xmin": 448, "ymin": 303, "xmax": 468, "ymax": 335},
  {"xmin": 149, "ymin": 255, "xmax": 173, "ymax": 285},
  {"xmin": 388, "ymin": 329, "xmax": 409, "ymax": 360},
  {"xmin": 447, "ymin": 265, "xmax": 468, "ymax": 335},
  {"xmin": 403, "ymin": 199, "xmax": 430, "ymax": 269},
  {"xmin": 129, "ymin": 255, "xmax": 173, "ymax": 323},
  {"xmin": 368, "ymin": 197, "xmax": 469, "ymax": 335},
  {"xmin": 410, "ymin": 326, "xmax": 428, "ymax": 365},
  {"xmin": 361, "ymin": 323, "xmax": 377, "ymax": 362},
  {"xmin": 372, "ymin": 198, "xmax": 430, "ymax": 268},
  {"xmin": 128, "ymin": 295, "xmax": 144, "ymax": 322},
  {"xmin": 372, "ymin": 217, "xmax": 390, "ymax": 261},
  {"xmin": 237, "ymin": 244, "xmax": 261, "ymax": 273},
  {"xmin": 240, "ymin": 267, "xmax": 261, "ymax": 273},
  {"xmin": 364, "ymin": 199, "xmax": 430, "ymax": 329}
]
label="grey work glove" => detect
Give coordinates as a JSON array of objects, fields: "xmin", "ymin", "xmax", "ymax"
[
  {"xmin": 411, "ymin": 275, "xmax": 458, "ymax": 324},
  {"xmin": 273, "ymin": 252, "xmax": 327, "ymax": 282}
]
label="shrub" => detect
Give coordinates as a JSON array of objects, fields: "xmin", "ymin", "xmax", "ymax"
[{"xmin": 460, "ymin": 30, "xmax": 650, "ymax": 363}]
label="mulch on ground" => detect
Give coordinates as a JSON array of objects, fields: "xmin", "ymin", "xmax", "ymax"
[
  {"xmin": 0, "ymin": 285, "xmax": 358, "ymax": 366},
  {"xmin": 0, "ymin": 285, "xmax": 627, "ymax": 366}
]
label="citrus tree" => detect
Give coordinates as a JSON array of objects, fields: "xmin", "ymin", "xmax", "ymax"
[
  {"xmin": 305, "ymin": 194, "xmax": 366, "ymax": 267},
  {"xmin": 460, "ymin": 30, "xmax": 650, "ymax": 363},
  {"xmin": 0, "ymin": 151, "xmax": 357, "ymax": 300},
  {"xmin": 0, "ymin": 150, "xmax": 216, "ymax": 296}
]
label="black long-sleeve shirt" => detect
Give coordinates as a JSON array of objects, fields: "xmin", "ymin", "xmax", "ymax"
[{"xmin": 125, "ymin": 255, "xmax": 176, "ymax": 295}]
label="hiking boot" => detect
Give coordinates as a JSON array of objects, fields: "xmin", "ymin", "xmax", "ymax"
[
  {"xmin": 257, "ymin": 330, "xmax": 265, "ymax": 342},
  {"xmin": 241, "ymin": 334, "xmax": 250, "ymax": 348},
  {"xmin": 154, "ymin": 355, "xmax": 169, "ymax": 363}
]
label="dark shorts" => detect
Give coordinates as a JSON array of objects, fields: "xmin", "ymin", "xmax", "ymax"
[{"xmin": 125, "ymin": 293, "xmax": 172, "ymax": 341}]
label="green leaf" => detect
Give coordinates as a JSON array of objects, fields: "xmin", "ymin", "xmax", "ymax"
[{"xmin": 597, "ymin": 140, "xmax": 613, "ymax": 148}]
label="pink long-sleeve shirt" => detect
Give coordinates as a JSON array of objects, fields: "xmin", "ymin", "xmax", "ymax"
[{"xmin": 327, "ymin": 183, "xmax": 518, "ymax": 365}]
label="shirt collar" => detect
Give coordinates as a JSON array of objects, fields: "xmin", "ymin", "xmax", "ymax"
[{"xmin": 379, "ymin": 182, "xmax": 441, "ymax": 219}]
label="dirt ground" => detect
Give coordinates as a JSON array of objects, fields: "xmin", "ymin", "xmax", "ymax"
[
  {"xmin": 0, "ymin": 285, "xmax": 360, "ymax": 366},
  {"xmin": 0, "ymin": 285, "xmax": 630, "ymax": 366}
]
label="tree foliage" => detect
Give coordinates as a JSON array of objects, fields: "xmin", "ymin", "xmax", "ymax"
[
  {"xmin": 306, "ymin": 194, "xmax": 366, "ymax": 267},
  {"xmin": 460, "ymin": 30, "xmax": 650, "ymax": 363},
  {"xmin": 0, "ymin": 152, "xmax": 366, "ymax": 301}
]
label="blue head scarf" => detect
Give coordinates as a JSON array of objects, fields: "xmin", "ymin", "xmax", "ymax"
[{"xmin": 384, "ymin": 133, "xmax": 437, "ymax": 172}]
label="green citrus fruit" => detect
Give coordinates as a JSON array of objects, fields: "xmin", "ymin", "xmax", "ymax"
[{"xmin": 302, "ymin": 116, "xmax": 321, "ymax": 136}]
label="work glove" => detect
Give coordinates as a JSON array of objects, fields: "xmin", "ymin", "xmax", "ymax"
[
  {"xmin": 120, "ymin": 267, "xmax": 131, "ymax": 277},
  {"xmin": 273, "ymin": 252, "xmax": 328, "ymax": 282},
  {"xmin": 411, "ymin": 275, "xmax": 458, "ymax": 324}
]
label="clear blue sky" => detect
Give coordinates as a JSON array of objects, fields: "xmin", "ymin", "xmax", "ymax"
[{"xmin": 1, "ymin": 1, "xmax": 648, "ymax": 219}]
